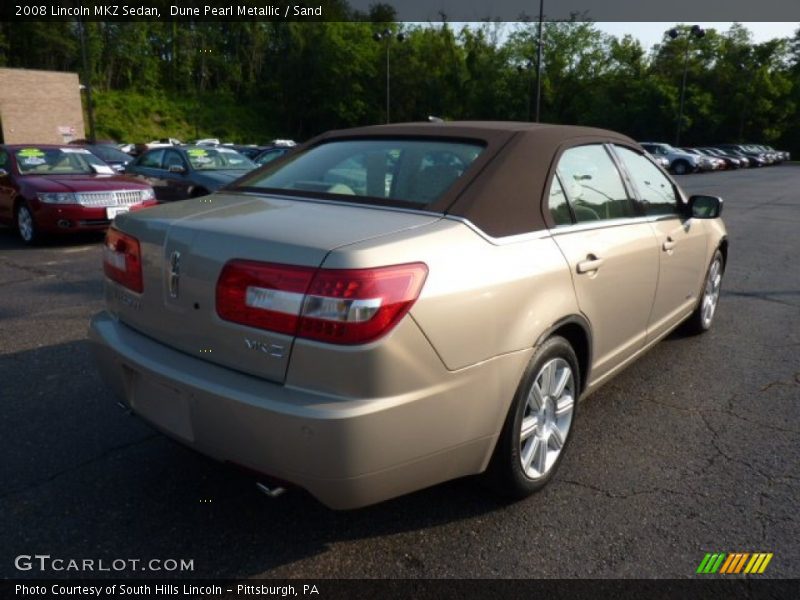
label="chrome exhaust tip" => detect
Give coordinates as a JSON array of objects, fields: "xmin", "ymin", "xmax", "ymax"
[{"xmin": 256, "ymin": 482, "xmax": 286, "ymax": 498}]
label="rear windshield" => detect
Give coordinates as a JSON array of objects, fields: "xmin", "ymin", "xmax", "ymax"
[{"xmin": 234, "ymin": 139, "xmax": 485, "ymax": 206}]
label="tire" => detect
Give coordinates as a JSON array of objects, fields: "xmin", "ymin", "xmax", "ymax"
[
  {"xmin": 15, "ymin": 201, "xmax": 42, "ymax": 245},
  {"xmin": 190, "ymin": 187, "xmax": 209, "ymax": 198},
  {"xmin": 486, "ymin": 336, "xmax": 580, "ymax": 499},
  {"xmin": 672, "ymin": 160, "xmax": 690, "ymax": 175},
  {"xmin": 684, "ymin": 249, "xmax": 724, "ymax": 335}
]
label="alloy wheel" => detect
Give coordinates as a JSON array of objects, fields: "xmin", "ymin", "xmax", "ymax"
[
  {"xmin": 702, "ymin": 257, "xmax": 723, "ymax": 328},
  {"xmin": 519, "ymin": 358, "xmax": 575, "ymax": 480},
  {"xmin": 17, "ymin": 205, "xmax": 34, "ymax": 242}
]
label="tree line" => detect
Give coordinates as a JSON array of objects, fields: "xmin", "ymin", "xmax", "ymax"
[{"xmin": 1, "ymin": 12, "xmax": 800, "ymax": 153}]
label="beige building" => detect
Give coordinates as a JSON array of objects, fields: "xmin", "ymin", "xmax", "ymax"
[{"xmin": 0, "ymin": 68, "xmax": 86, "ymax": 144}]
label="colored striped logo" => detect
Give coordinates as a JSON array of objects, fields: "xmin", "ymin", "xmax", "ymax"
[{"xmin": 696, "ymin": 552, "xmax": 773, "ymax": 574}]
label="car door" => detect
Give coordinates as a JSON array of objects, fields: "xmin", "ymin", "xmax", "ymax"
[
  {"xmin": 128, "ymin": 149, "xmax": 168, "ymax": 199},
  {"xmin": 0, "ymin": 149, "xmax": 14, "ymax": 222},
  {"xmin": 162, "ymin": 149, "xmax": 192, "ymax": 200},
  {"xmin": 548, "ymin": 143, "xmax": 660, "ymax": 384},
  {"xmin": 612, "ymin": 145, "xmax": 708, "ymax": 341}
]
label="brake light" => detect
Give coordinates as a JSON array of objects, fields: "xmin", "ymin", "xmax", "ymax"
[
  {"xmin": 216, "ymin": 261, "xmax": 428, "ymax": 345},
  {"xmin": 216, "ymin": 261, "xmax": 316, "ymax": 335},
  {"xmin": 103, "ymin": 228, "xmax": 143, "ymax": 293}
]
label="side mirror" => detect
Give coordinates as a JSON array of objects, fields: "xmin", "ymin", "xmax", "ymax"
[
  {"xmin": 168, "ymin": 165, "xmax": 186, "ymax": 174},
  {"xmin": 688, "ymin": 194, "xmax": 723, "ymax": 219},
  {"xmin": 0, "ymin": 168, "xmax": 8, "ymax": 177}
]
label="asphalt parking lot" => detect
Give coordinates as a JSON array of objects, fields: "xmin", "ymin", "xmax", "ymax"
[{"xmin": 1, "ymin": 166, "xmax": 798, "ymax": 580}]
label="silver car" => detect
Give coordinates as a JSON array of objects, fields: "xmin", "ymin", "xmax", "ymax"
[{"xmin": 90, "ymin": 122, "xmax": 728, "ymax": 509}]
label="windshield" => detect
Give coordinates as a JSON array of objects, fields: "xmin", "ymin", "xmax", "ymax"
[
  {"xmin": 185, "ymin": 147, "xmax": 255, "ymax": 171},
  {"xmin": 14, "ymin": 147, "xmax": 112, "ymax": 176},
  {"xmin": 236, "ymin": 139, "xmax": 485, "ymax": 207}
]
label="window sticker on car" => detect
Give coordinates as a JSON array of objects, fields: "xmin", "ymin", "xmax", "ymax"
[
  {"xmin": 22, "ymin": 157, "xmax": 46, "ymax": 165},
  {"xmin": 187, "ymin": 149, "xmax": 208, "ymax": 157},
  {"xmin": 18, "ymin": 148, "xmax": 45, "ymax": 158}
]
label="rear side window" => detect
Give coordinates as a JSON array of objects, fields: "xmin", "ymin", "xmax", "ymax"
[
  {"xmin": 235, "ymin": 139, "xmax": 485, "ymax": 207},
  {"xmin": 614, "ymin": 146, "xmax": 679, "ymax": 216},
  {"xmin": 556, "ymin": 145, "xmax": 635, "ymax": 222}
]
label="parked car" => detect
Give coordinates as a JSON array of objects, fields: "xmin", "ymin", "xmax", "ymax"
[
  {"xmin": 79, "ymin": 143, "xmax": 135, "ymax": 173},
  {"xmin": 253, "ymin": 145, "xmax": 292, "ymax": 165},
  {"xmin": 716, "ymin": 144, "xmax": 768, "ymax": 167},
  {"xmin": 225, "ymin": 145, "xmax": 267, "ymax": 160},
  {"xmin": 680, "ymin": 148, "xmax": 723, "ymax": 171},
  {"xmin": 90, "ymin": 122, "xmax": 728, "ymax": 509},
  {"xmin": 124, "ymin": 145, "xmax": 256, "ymax": 200},
  {"xmin": 0, "ymin": 144, "xmax": 156, "ymax": 244},
  {"xmin": 646, "ymin": 152, "xmax": 670, "ymax": 170},
  {"xmin": 698, "ymin": 147, "xmax": 744, "ymax": 169},
  {"xmin": 639, "ymin": 142, "xmax": 701, "ymax": 174},
  {"xmin": 710, "ymin": 147, "xmax": 758, "ymax": 167}
]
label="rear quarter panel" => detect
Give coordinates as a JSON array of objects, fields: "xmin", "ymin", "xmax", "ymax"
[{"xmin": 319, "ymin": 219, "xmax": 579, "ymax": 372}]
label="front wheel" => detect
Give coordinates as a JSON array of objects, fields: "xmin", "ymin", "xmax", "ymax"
[
  {"xmin": 684, "ymin": 250, "xmax": 724, "ymax": 334},
  {"xmin": 486, "ymin": 336, "xmax": 580, "ymax": 498},
  {"xmin": 16, "ymin": 202, "xmax": 42, "ymax": 245},
  {"xmin": 672, "ymin": 160, "xmax": 690, "ymax": 175}
]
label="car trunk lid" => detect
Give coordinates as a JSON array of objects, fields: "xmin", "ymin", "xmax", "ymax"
[{"xmin": 107, "ymin": 192, "xmax": 440, "ymax": 383}]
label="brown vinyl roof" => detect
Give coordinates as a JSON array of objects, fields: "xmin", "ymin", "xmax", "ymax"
[{"xmin": 303, "ymin": 121, "xmax": 642, "ymax": 237}]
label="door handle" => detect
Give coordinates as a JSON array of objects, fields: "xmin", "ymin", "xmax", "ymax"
[
  {"xmin": 576, "ymin": 256, "xmax": 604, "ymax": 274},
  {"xmin": 663, "ymin": 237, "xmax": 676, "ymax": 252}
]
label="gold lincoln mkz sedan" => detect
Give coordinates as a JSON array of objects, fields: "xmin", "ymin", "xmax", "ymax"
[{"xmin": 90, "ymin": 122, "xmax": 727, "ymax": 509}]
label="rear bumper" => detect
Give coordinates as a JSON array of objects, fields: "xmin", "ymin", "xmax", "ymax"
[{"xmin": 88, "ymin": 312, "xmax": 528, "ymax": 509}]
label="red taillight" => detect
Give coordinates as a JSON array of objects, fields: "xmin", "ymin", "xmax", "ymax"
[
  {"xmin": 216, "ymin": 261, "xmax": 316, "ymax": 335},
  {"xmin": 103, "ymin": 228, "xmax": 143, "ymax": 293},
  {"xmin": 216, "ymin": 261, "xmax": 428, "ymax": 345}
]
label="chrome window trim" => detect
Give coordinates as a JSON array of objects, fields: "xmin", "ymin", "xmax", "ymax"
[
  {"xmin": 442, "ymin": 215, "xmax": 552, "ymax": 245},
  {"xmin": 548, "ymin": 213, "xmax": 681, "ymax": 236}
]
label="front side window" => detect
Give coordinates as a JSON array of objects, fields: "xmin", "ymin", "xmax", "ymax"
[
  {"xmin": 138, "ymin": 149, "xmax": 165, "ymax": 169},
  {"xmin": 163, "ymin": 149, "xmax": 186, "ymax": 170},
  {"xmin": 614, "ymin": 146, "xmax": 679, "ymax": 216},
  {"xmin": 235, "ymin": 139, "xmax": 485, "ymax": 207},
  {"xmin": 556, "ymin": 145, "xmax": 634, "ymax": 222}
]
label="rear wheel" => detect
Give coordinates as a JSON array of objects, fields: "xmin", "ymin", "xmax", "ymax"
[
  {"xmin": 16, "ymin": 202, "xmax": 41, "ymax": 245},
  {"xmin": 684, "ymin": 250, "xmax": 724, "ymax": 334},
  {"xmin": 486, "ymin": 336, "xmax": 579, "ymax": 498}
]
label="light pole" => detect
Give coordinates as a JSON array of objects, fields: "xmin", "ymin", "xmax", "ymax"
[
  {"xmin": 516, "ymin": 60, "xmax": 533, "ymax": 121},
  {"xmin": 534, "ymin": 0, "xmax": 544, "ymax": 122},
  {"xmin": 373, "ymin": 29, "xmax": 405, "ymax": 124},
  {"xmin": 77, "ymin": 17, "xmax": 96, "ymax": 143},
  {"xmin": 738, "ymin": 50, "xmax": 759, "ymax": 141},
  {"xmin": 668, "ymin": 25, "xmax": 705, "ymax": 146}
]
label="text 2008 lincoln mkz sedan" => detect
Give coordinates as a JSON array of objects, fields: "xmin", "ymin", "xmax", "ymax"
[{"xmin": 89, "ymin": 122, "xmax": 727, "ymax": 509}]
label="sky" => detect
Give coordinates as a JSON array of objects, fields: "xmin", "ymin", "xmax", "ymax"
[{"xmin": 596, "ymin": 22, "xmax": 799, "ymax": 51}]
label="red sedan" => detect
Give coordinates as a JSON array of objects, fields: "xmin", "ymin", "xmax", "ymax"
[{"xmin": 0, "ymin": 144, "xmax": 156, "ymax": 244}]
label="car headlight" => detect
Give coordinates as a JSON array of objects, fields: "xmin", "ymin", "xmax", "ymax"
[
  {"xmin": 140, "ymin": 188, "xmax": 155, "ymax": 202},
  {"xmin": 37, "ymin": 192, "xmax": 78, "ymax": 204}
]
